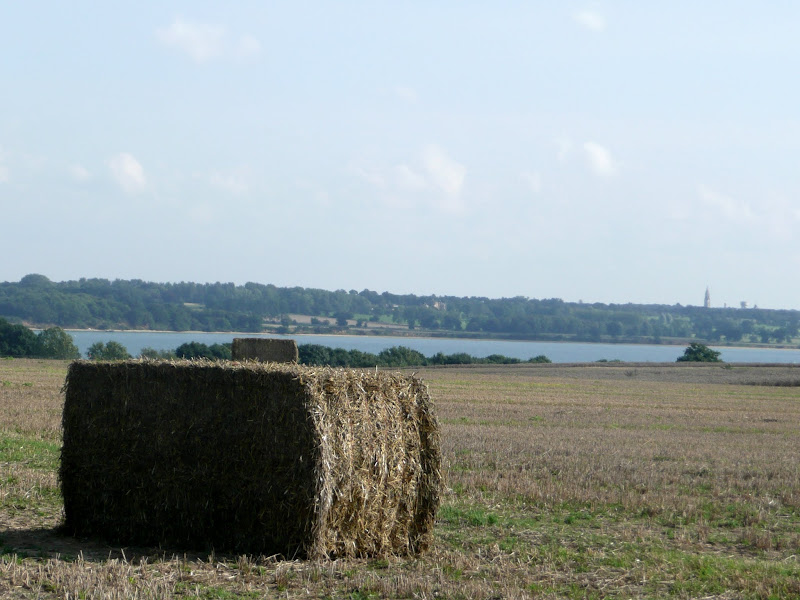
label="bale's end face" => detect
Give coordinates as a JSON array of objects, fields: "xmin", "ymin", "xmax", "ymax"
[{"xmin": 231, "ymin": 338, "xmax": 298, "ymax": 363}]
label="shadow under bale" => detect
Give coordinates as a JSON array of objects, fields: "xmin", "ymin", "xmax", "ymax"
[{"xmin": 60, "ymin": 360, "xmax": 441, "ymax": 558}]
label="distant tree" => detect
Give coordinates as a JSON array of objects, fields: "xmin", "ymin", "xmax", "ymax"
[
  {"xmin": 0, "ymin": 319, "xmax": 40, "ymax": 357},
  {"xmin": 298, "ymin": 344, "xmax": 332, "ymax": 366},
  {"xmin": 605, "ymin": 321, "xmax": 623, "ymax": 338},
  {"xmin": 441, "ymin": 314, "xmax": 463, "ymax": 331},
  {"xmin": 676, "ymin": 343, "xmax": 722, "ymax": 363},
  {"xmin": 18, "ymin": 273, "xmax": 53, "ymax": 288},
  {"xmin": 485, "ymin": 354, "xmax": 521, "ymax": 364},
  {"xmin": 139, "ymin": 347, "xmax": 176, "ymax": 359},
  {"xmin": 429, "ymin": 352, "xmax": 474, "ymax": 365},
  {"xmin": 528, "ymin": 355, "xmax": 552, "ymax": 363},
  {"xmin": 377, "ymin": 346, "xmax": 427, "ymax": 367},
  {"xmin": 175, "ymin": 341, "xmax": 231, "ymax": 360},
  {"xmin": 36, "ymin": 327, "xmax": 80, "ymax": 359},
  {"xmin": 334, "ymin": 311, "xmax": 351, "ymax": 327},
  {"xmin": 87, "ymin": 341, "xmax": 131, "ymax": 361}
]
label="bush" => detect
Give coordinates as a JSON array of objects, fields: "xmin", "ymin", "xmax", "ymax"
[
  {"xmin": 377, "ymin": 346, "xmax": 427, "ymax": 368},
  {"xmin": 298, "ymin": 345, "xmax": 549, "ymax": 368},
  {"xmin": 175, "ymin": 342, "xmax": 232, "ymax": 360},
  {"xmin": 87, "ymin": 341, "xmax": 131, "ymax": 361},
  {"xmin": 676, "ymin": 343, "xmax": 722, "ymax": 363},
  {"xmin": 37, "ymin": 327, "xmax": 81, "ymax": 359},
  {"xmin": 528, "ymin": 355, "xmax": 552, "ymax": 363},
  {"xmin": 0, "ymin": 318, "xmax": 40, "ymax": 357}
]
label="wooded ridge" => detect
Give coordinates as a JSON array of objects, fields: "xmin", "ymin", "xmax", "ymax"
[{"xmin": 2, "ymin": 274, "xmax": 798, "ymax": 345}]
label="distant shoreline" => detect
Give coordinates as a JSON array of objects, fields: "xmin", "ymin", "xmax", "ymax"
[{"xmin": 57, "ymin": 328, "xmax": 800, "ymax": 352}]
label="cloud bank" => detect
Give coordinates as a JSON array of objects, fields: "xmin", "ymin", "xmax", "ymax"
[
  {"xmin": 351, "ymin": 145, "xmax": 467, "ymax": 213},
  {"xmin": 108, "ymin": 153, "xmax": 146, "ymax": 194},
  {"xmin": 156, "ymin": 19, "xmax": 261, "ymax": 62},
  {"xmin": 573, "ymin": 9, "xmax": 606, "ymax": 32},
  {"xmin": 583, "ymin": 141, "xmax": 619, "ymax": 177},
  {"xmin": 422, "ymin": 144, "xmax": 466, "ymax": 199},
  {"xmin": 69, "ymin": 164, "xmax": 91, "ymax": 182},
  {"xmin": 698, "ymin": 185, "xmax": 753, "ymax": 222}
]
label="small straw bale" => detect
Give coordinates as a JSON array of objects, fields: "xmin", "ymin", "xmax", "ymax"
[
  {"xmin": 232, "ymin": 337, "xmax": 298, "ymax": 363},
  {"xmin": 60, "ymin": 359, "xmax": 440, "ymax": 558}
]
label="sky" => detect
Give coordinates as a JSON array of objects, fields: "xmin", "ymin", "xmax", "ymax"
[{"xmin": 2, "ymin": 2, "xmax": 800, "ymax": 309}]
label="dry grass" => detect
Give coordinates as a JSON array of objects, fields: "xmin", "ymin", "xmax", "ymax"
[{"xmin": 2, "ymin": 359, "xmax": 800, "ymax": 599}]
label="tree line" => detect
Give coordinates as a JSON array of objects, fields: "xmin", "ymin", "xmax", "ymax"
[
  {"xmin": 0, "ymin": 319, "xmax": 730, "ymax": 365},
  {"xmin": 0, "ymin": 320, "xmax": 552, "ymax": 366},
  {"xmin": 0, "ymin": 319, "xmax": 81, "ymax": 359},
  {"xmin": 2, "ymin": 274, "xmax": 798, "ymax": 345}
]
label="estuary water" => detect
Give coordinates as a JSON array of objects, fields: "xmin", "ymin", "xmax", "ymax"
[{"xmin": 65, "ymin": 330, "xmax": 800, "ymax": 364}]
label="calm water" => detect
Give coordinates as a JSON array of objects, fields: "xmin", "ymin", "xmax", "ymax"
[{"xmin": 65, "ymin": 330, "xmax": 800, "ymax": 364}]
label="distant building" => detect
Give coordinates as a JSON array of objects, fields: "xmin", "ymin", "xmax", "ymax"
[
  {"xmin": 704, "ymin": 287, "xmax": 711, "ymax": 308},
  {"xmin": 740, "ymin": 301, "xmax": 748, "ymax": 309}
]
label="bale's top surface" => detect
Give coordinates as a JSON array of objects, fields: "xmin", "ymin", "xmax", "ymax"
[{"xmin": 64, "ymin": 357, "xmax": 419, "ymax": 388}]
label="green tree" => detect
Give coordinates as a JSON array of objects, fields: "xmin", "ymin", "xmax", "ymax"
[
  {"xmin": 36, "ymin": 327, "xmax": 80, "ymax": 359},
  {"xmin": 529, "ymin": 355, "xmax": 552, "ymax": 363},
  {"xmin": 139, "ymin": 347, "xmax": 176, "ymax": 359},
  {"xmin": 175, "ymin": 342, "xmax": 232, "ymax": 360},
  {"xmin": 377, "ymin": 346, "xmax": 427, "ymax": 367},
  {"xmin": 676, "ymin": 342, "xmax": 722, "ymax": 363},
  {"xmin": 87, "ymin": 341, "xmax": 131, "ymax": 360},
  {"xmin": 334, "ymin": 311, "xmax": 352, "ymax": 327},
  {"xmin": 0, "ymin": 319, "xmax": 40, "ymax": 357}
]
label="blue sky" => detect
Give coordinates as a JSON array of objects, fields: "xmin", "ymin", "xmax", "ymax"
[{"xmin": 3, "ymin": 2, "xmax": 800, "ymax": 309}]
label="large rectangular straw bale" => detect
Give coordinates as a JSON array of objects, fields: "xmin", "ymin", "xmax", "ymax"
[
  {"xmin": 60, "ymin": 360, "xmax": 440, "ymax": 558},
  {"xmin": 231, "ymin": 337, "xmax": 298, "ymax": 363}
]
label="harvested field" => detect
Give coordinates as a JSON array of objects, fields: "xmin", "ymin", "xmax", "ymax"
[{"xmin": 1, "ymin": 358, "xmax": 799, "ymax": 599}]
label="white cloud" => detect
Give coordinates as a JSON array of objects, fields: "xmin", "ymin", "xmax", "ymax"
[
  {"xmin": 521, "ymin": 170, "xmax": 542, "ymax": 194},
  {"xmin": 422, "ymin": 144, "xmax": 466, "ymax": 198},
  {"xmin": 393, "ymin": 164, "xmax": 427, "ymax": 190},
  {"xmin": 69, "ymin": 164, "xmax": 91, "ymax": 182},
  {"xmin": 698, "ymin": 185, "xmax": 753, "ymax": 221},
  {"xmin": 394, "ymin": 86, "xmax": 419, "ymax": 104},
  {"xmin": 107, "ymin": 153, "xmax": 146, "ymax": 194},
  {"xmin": 573, "ymin": 9, "xmax": 606, "ymax": 32},
  {"xmin": 351, "ymin": 145, "xmax": 466, "ymax": 213},
  {"xmin": 209, "ymin": 168, "xmax": 250, "ymax": 195},
  {"xmin": 583, "ymin": 141, "xmax": 618, "ymax": 177},
  {"xmin": 351, "ymin": 165, "xmax": 386, "ymax": 188},
  {"xmin": 235, "ymin": 34, "xmax": 261, "ymax": 59},
  {"xmin": 156, "ymin": 19, "xmax": 260, "ymax": 63},
  {"xmin": 556, "ymin": 136, "xmax": 572, "ymax": 162}
]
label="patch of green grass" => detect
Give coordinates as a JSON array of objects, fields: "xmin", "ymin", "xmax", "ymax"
[
  {"xmin": 348, "ymin": 590, "xmax": 380, "ymax": 600},
  {"xmin": 0, "ymin": 435, "xmax": 61, "ymax": 470},
  {"xmin": 174, "ymin": 582, "xmax": 262, "ymax": 599},
  {"xmin": 442, "ymin": 563, "xmax": 463, "ymax": 581},
  {"xmin": 438, "ymin": 504, "xmax": 499, "ymax": 526},
  {"xmin": 366, "ymin": 558, "xmax": 389, "ymax": 570}
]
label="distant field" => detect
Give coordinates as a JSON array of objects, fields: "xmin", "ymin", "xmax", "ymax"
[{"xmin": 1, "ymin": 359, "xmax": 799, "ymax": 599}]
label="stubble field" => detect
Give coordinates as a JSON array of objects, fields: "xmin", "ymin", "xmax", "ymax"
[{"xmin": 1, "ymin": 359, "xmax": 799, "ymax": 599}]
